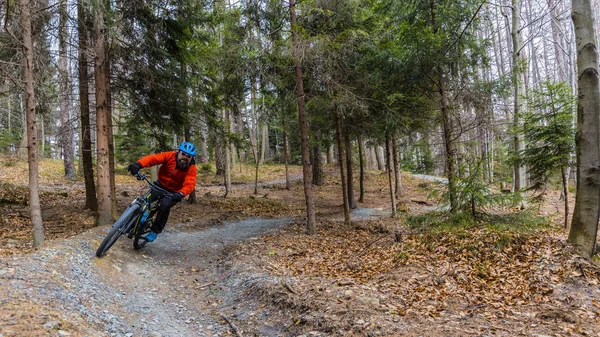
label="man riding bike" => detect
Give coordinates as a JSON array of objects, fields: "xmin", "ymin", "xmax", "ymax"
[{"xmin": 127, "ymin": 141, "xmax": 197, "ymax": 242}]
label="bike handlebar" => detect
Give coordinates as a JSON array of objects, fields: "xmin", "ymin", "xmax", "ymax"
[{"xmin": 135, "ymin": 173, "xmax": 171, "ymax": 196}]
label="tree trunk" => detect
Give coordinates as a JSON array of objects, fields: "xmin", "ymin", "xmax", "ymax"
[
  {"xmin": 94, "ymin": 0, "xmax": 112, "ymax": 227},
  {"xmin": 512, "ymin": 0, "xmax": 527, "ymax": 193},
  {"xmin": 327, "ymin": 144, "xmax": 335, "ymax": 164},
  {"xmin": 229, "ymin": 109, "xmax": 236, "ymax": 171},
  {"xmin": 440, "ymin": 74, "xmax": 458, "ymax": 212},
  {"xmin": 199, "ymin": 111, "xmax": 209, "ymax": 164},
  {"xmin": 39, "ymin": 115, "xmax": 44, "ymax": 158},
  {"xmin": 78, "ymin": 0, "xmax": 97, "ymax": 211},
  {"xmin": 290, "ymin": 0, "xmax": 316, "ymax": 234},
  {"xmin": 568, "ymin": 0, "xmax": 600, "ymax": 257},
  {"xmin": 344, "ymin": 129, "xmax": 356, "ymax": 209},
  {"xmin": 236, "ymin": 109, "xmax": 246, "ymax": 164},
  {"xmin": 283, "ymin": 130, "xmax": 290, "ymax": 190},
  {"xmin": 250, "ymin": 79, "xmax": 260, "ymax": 164},
  {"xmin": 20, "ymin": 0, "xmax": 44, "ymax": 247},
  {"xmin": 18, "ymin": 95, "xmax": 28, "ymax": 159},
  {"xmin": 358, "ymin": 134, "xmax": 365, "ymax": 203},
  {"xmin": 106, "ymin": 53, "xmax": 117, "ymax": 221},
  {"xmin": 312, "ymin": 143, "xmax": 324, "ymax": 186},
  {"xmin": 561, "ymin": 166, "xmax": 569, "ymax": 229},
  {"xmin": 224, "ymin": 110, "xmax": 231, "ymax": 197},
  {"xmin": 336, "ymin": 110, "xmax": 351, "ymax": 225},
  {"xmin": 59, "ymin": 1, "xmax": 75, "ymax": 179},
  {"xmin": 548, "ymin": 0, "xmax": 567, "ymax": 81},
  {"xmin": 392, "ymin": 135, "xmax": 402, "ymax": 197},
  {"xmin": 386, "ymin": 135, "xmax": 397, "ymax": 217},
  {"xmin": 261, "ymin": 123, "xmax": 268, "ymax": 164},
  {"xmin": 375, "ymin": 144, "xmax": 385, "ymax": 171},
  {"xmin": 215, "ymin": 135, "xmax": 224, "ymax": 176}
]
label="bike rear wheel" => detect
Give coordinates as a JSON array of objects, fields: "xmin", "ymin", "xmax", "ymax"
[{"xmin": 96, "ymin": 203, "xmax": 142, "ymax": 257}]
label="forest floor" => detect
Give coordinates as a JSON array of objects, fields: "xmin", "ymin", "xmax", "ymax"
[{"xmin": 1, "ymin": 156, "xmax": 600, "ymax": 336}]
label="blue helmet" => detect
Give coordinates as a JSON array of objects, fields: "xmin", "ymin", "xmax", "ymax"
[{"xmin": 178, "ymin": 141, "xmax": 197, "ymax": 157}]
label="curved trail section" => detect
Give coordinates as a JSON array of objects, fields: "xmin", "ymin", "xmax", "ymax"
[{"xmin": 0, "ymin": 217, "xmax": 293, "ymax": 337}]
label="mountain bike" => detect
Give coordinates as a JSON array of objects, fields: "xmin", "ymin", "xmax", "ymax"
[{"xmin": 95, "ymin": 173, "xmax": 170, "ymax": 257}]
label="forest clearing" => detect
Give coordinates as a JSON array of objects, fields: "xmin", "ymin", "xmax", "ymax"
[{"xmin": 1, "ymin": 158, "xmax": 600, "ymax": 336}]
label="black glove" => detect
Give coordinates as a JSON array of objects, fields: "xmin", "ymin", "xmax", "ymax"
[
  {"xmin": 128, "ymin": 163, "xmax": 142, "ymax": 176},
  {"xmin": 168, "ymin": 192, "xmax": 184, "ymax": 202}
]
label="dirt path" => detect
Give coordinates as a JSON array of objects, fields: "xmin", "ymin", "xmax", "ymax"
[{"xmin": 0, "ymin": 216, "xmax": 295, "ymax": 337}]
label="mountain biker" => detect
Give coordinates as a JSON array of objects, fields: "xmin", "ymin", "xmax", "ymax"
[{"xmin": 127, "ymin": 142, "xmax": 197, "ymax": 242}]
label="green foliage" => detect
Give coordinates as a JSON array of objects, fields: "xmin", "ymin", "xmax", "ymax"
[
  {"xmin": 521, "ymin": 81, "xmax": 575, "ymax": 190},
  {"xmin": 428, "ymin": 162, "xmax": 513, "ymax": 215},
  {"xmin": 0, "ymin": 130, "xmax": 20, "ymax": 153},
  {"xmin": 114, "ymin": 119, "xmax": 155, "ymax": 164},
  {"xmin": 405, "ymin": 209, "xmax": 550, "ymax": 233},
  {"xmin": 200, "ymin": 163, "xmax": 213, "ymax": 173}
]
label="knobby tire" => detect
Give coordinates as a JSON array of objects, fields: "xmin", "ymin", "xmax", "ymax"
[
  {"xmin": 96, "ymin": 203, "xmax": 142, "ymax": 257},
  {"xmin": 133, "ymin": 218, "xmax": 152, "ymax": 250}
]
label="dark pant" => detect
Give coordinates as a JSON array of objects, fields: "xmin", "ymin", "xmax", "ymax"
[{"xmin": 149, "ymin": 188, "xmax": 179, "ymax": 234}]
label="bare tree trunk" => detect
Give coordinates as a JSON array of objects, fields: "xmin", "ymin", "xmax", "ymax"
[
  {"xmin": 392, "ymin": 135, "xmax": 402, "ymax": 197},
  {"xmin": 250, "ymin": 79, "xmax": 260, "ymax": 164},
  {"xmin": 568, "ymin": 0, "xmax": 600, "ymax": 257},
  {"xmin": 375, "ymin": 144, "xmax": 385, "ymax": 171},
  {"xmin": 59, "ymin": 0, "xmax": 75, "ymax": 179},
  {"xmin": 358, "ymin": 134, "xmax": 365, "ymax": 203},
  {"xmin": 344, "ymin": 129, "xmax": 356, "ymax": 209},
  {"xmin": 78, "ymin": 0, "xmax": 97, "ymax": 211},
  {"xmin": 512, "ymin": 0, "xmax": 527, "ymax": 193},
  {"xmin": 283, "ymin": 130, "xmax": 290, "ymax": 190},
  {"xmin": 236, "ymin": 110, "xmax": 246, "ymax": 164},
  {"xmin": 200, "ymin": 124, "xmax": 209, "ymax": 165},
  {"xmin": 20, "ymin": 0, "xmax": 44, "ymax": 247},
  {"xmin": 561, "ymin": 167, "xmax": 569, "ymax": 229},
  {"xmin": 327, "ymin": 144, "xmax": 335, "ymax": 164},
  {"xmin": 440, "ymin": 74, "xmax": 458, "ymax": 212},
  {"xmin": 18, "ymin": 95, "xmax": 27, "ymax": 158},
  {"xmin": 106, "ymin": 53, "xmax": 116, "ymax": 221},
  {"xmin": 336, "ymin": 110, "xmax": 351, "ymax": 225},
  {"xmin": 39, "ymin": 115, "xmax": 44, "ymax": 158},
  {"xmin": 312, "ymin": 143, "xmax": 324, "ymax": 186},
  {"xmin": 224, "ymin": 110, "xmax": 231, "ymax": 197},
  {"xmin": 548, "ymin": 0, "xmax": 567, "ymax": 81},
  {"xmin": 229, "ymin": 109, "xmax": 236, "ymax": 171},
  {"xmin": 386, "ymin": 135, "xmax": 397, "ymax": 217},
  {"xmin": 215, "ymin": 132, "xmax": 224, "ymax": 176},
  {"xmin": 261, "ymin": 123, "xmax": 268, "ymax": 164},
  {"xmin": 290, "ymin": 0, "xmax": 316, "ymax": 234},
  {"xmin": 94, "ymin": 0, "xmax": 112, "ymax": 227}
]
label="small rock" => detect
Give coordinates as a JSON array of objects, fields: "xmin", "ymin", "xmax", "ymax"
[
  {"xmin": 57, "ymin": 331, "xmax": 71, "ymax": 336},
  {"xmin": 358, "ymin": 296, "xmax": 380, "ymax": 307},
  {"xmin": 43, "ymin": 321, "xmax": 60, "ymax": 329}
]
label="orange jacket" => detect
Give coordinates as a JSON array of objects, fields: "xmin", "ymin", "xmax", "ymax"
[{"xmin": 136, "ymin": 151, "xmax": 197, "ymax": 196}]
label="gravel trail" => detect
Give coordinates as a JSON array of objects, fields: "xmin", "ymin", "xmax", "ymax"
[{"xmin": 0, "ymin": 217, "xmax": 294, "ymax": 337}]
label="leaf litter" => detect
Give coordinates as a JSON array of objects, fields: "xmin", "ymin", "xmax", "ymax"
[{"xmin": 1, "ymin": 157, "xmax": 600, "ymax": 336}]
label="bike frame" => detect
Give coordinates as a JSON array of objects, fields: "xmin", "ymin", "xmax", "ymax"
[
  {"xmin": 96, "ymin": 173, "xmax": 171, "ymax": 257},
  {"xmin": 128, "ymin": 175, "xmax": 170, "ymax": 237}
]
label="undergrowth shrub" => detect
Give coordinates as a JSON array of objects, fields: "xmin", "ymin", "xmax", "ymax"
[{"xmin": 405, "ymin": 210, "xmax": 550, "ymax": 233}]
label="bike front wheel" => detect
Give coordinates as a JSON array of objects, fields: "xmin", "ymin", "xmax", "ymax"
[
  {"xmin": 133, "ymin": 220, "xmax": 152, "ymax": 250},
  {"xmin": 96, "ymin": 203, "xmax": 142, "ymax": 257}
]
